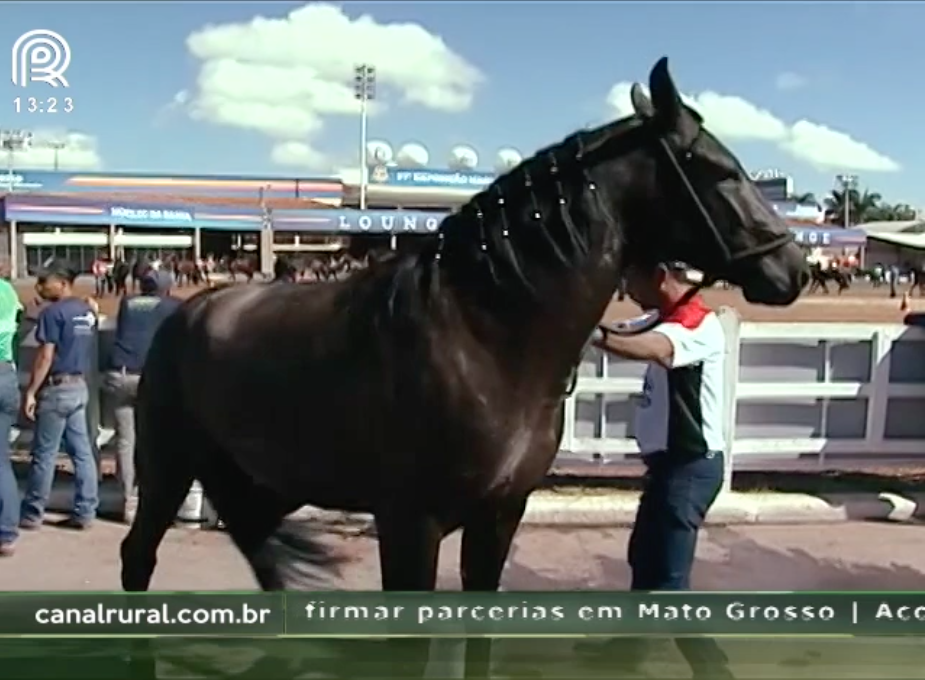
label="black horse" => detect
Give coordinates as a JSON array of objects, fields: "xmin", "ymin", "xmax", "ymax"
[
  {"xmin": 808, "ymin": 262, "xmax": 850, "ymax": 294},
  {"xmin": 111, "ymin": 259, "xmax": 130, "ymax": 296},
  {"xmin": 121, "ymin": 57, "xmax": 808, "ymax": 676},
  {"xmin": 272, "ymin": 255, "xmax": 297, "ymax": 283}
]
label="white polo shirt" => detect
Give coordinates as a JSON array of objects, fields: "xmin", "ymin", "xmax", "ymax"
[{"xmin": 634, "ymin": 298, "xmax": 726, "ymax": 455}]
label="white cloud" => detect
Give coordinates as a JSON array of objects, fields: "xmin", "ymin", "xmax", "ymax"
[
  {"xmin": 775, "ymin": 71, "xmax": 807, "ymax": 91},
  {"xmin": 8, "ymin": 130, "xmax": 102, "ymax": 170},
  {"xmin": 270, "ymin": 141, "xmax": 329, "ymax": 169},
  {"xmin": 178, "ymin": 3, "xmax": 484, "ymax": 169},
  {"xmin": 606, "ymin": 82, "xmax": 899, "ymax": 173}
]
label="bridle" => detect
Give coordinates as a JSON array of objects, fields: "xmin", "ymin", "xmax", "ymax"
[
  {"xmin": 598, "ymin": 123, "xmax": 795, "ymax": 338},
  {"xmin": 655, "ymin": 132, "xmax": 795, "ymax": 274}
]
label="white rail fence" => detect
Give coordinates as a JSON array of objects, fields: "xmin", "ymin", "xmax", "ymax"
[
  {"xmin": 12, "ymin": 310, "xmax": 925, "ymax": 475},
  {"xmin": 560, "ymin": 308, "xmax": 925, "ymax": 469}
]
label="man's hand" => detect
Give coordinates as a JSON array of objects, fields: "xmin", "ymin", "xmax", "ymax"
[
  {"xmin": 23, "ymin": 391, "xmax": 37, "ymax": 421},
  {"xmin": 84, "ymin": 297, "xmax": 100, "ymax": 315}
]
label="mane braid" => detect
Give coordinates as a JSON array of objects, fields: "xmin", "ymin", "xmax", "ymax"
[{"xmin": 426, "ymin": 116, "xmax": 640, "ymax": 308}]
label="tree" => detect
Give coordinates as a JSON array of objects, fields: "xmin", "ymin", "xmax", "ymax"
[
  {"xmin": 824, "ymin": 188, "xmax": 882, "ymax": 226},
  {"xmin": 868, "ymin": 202, "xmax": 917, "ymax": 221},
  {"xmin": 793, "ymin": 192, "xmax": 818, "ymax": 206}
]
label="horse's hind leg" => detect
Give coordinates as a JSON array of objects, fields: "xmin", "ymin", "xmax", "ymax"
[
  {"xmin": 195, "ymin": 458, "xmax": 293, "ymax": 591},
  {"xmin": 120, "ymin": 434, "xmax": 195, "ymax": 591}
]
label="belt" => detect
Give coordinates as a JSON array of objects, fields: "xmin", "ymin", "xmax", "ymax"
[
  {"xmin": 113, "ymin": 367, "xmax": 141, "ymax": 376},
  {"xmin": 46, "ymin": 374, "xmax": 85, "ymax": 386}
]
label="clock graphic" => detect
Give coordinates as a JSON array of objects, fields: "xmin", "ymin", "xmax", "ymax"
[{"xmin": 13, "ymin": 96, "xmax": 75, "ymax": 114}]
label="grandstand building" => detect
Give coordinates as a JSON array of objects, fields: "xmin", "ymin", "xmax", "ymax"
[{"xmin": 0, "ymin": 163, "xmax": 864, "ymax": 278}]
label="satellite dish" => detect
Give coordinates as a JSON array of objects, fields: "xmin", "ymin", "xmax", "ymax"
[
  {"xmin": 396, "ymin": 143, "xmax": 429, "ymax": 169},
  {"xmin": 448, "ymin": 145, "xmax": 478, "ymax": 171},
  {"xmin": 496, "ymin": 148, "xmax": 522, "ymax": 173},
  {"xmin": 366, "ymin": 140, "xmax": 393, "ymax": 167}
]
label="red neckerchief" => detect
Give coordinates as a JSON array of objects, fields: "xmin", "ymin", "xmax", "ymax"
[{"xmin": 660, "ymin": 294, "xmax": 711, "ymax": 330}]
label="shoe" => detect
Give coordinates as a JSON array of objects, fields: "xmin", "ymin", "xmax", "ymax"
[
  {"xmin": 19, "ymin": 517, "xmax": 42, "ymax": 531},
  {"xmin": 0, "ymin": 542, "xmax": 16, "ymax": 557},
  {"xmin": 54, "ymin": 517, "xmax": 92, "ymax": 531}
]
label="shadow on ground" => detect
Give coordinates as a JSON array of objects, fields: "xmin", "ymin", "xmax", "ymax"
[{"xmin": 543, "ymin": 469, "xmax": 925, "ymax": 495}]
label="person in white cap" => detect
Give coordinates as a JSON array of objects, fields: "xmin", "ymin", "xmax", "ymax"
[{"xmin": 581, "ymin": 258, "xmax": 732, "ymax": 680}]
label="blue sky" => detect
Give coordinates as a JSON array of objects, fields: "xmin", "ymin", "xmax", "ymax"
[{"xmin": 0, "ymin": 2, "xmax": 919, "ymax": 204}]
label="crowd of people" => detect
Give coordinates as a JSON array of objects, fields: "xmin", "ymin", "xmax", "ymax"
[{"xmin": 0, "ymin": 260, "xmax": 181, "ymax": 556}]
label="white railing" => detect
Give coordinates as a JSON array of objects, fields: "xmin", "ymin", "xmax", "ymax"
[
  {"xmin": 560, "ymin": 308, "xmax": 925, "ymax": 470},
  {"xmin": 13, "ymin": 310, "xmax": 925, "ymax": 475}
]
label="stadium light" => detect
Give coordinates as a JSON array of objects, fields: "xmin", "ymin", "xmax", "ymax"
[
  {"xmin": 835, "ymin": 174, "xmax": 858, "ymax": 228},
  {"xmin": 47, "ymin": 139, "xmax": 66, "ymax": 171},
  {"xmin": 0, "ymin": 129, "xmax": 33, "ymax": 190},
  {"xmin": 354, "ymin": 64, "xmax": 376, "ymax": 210}
]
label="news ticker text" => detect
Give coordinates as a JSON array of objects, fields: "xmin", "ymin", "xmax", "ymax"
[{"xmin": 7, "ymin": 592, "xmax": 925, "ymax": 636}]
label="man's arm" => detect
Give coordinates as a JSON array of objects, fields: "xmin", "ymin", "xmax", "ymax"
[
  {"xmin": 593, "ymin": 320, "xmax": 717, "ymax": 369},
  {"xmin": 27, "ymin": 309, "xmax": 58, "ymax": 395},
  {"xmin": 592, "ymin": 330, "xmax": 674, "ymax": 368}
]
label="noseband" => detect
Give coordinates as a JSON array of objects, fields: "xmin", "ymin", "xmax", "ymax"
[{"xmin": 599, "ymin": 124, "xmax": 794, "ymax": 338}]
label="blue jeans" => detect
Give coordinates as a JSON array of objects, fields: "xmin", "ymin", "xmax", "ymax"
[
  {"xmin": 629, "ymin": 450, "xmax": 724, "ymax": 590},
  {"xmin": 21, "ymin": 380, "xmax": 99, "ymax": 524},
  {"xmin": 0, "ymin": 364, "xmax": 22, "ymax": 543},
  {"xmin": 629, "ymin": 450, "xmax": 730, "ymax": 677}
]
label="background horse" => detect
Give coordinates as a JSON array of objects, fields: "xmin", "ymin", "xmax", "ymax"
[
  {"xmin": 122, "ymin": 58, "xmax": 808, "ymax": 677},
  {"xmin": 223, "ymin": 255, "xmax": 259, "ymax": 283},
  {"xmin": 808, "ymin": 262, "xmax": 851, "ymax": 294},
  {"xmin": 170, "ymin": 257, "xmax": 203, "ymax": 288}
]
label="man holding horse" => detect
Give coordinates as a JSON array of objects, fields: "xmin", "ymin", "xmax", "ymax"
[{"xmin": 587, "ymin": 260, "xmax": 732, "ymax": 679}]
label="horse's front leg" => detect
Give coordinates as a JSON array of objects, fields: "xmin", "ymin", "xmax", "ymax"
[
  {"xmin": 459, "ymin": 497, "xmax": 529, "ymax": 678},
  {"xmin": 375, "ymin": 509, "xmax": 442, "ymax": 679}
]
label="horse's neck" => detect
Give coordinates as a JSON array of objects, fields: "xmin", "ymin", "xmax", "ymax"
[{"xmin": 442, "ymin": 250, "xmax": 619, "ymax": 396}]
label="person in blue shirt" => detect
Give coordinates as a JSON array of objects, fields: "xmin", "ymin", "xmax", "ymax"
[
  {"xmin": 104, "ymin": 270, "xmax": 181, "ymax": 523},
  {"xmin": 20, "ymin": 261, "xmax": 100, "ymax": 531}
]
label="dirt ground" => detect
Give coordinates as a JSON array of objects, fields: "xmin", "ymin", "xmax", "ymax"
[{"xmin": 13, "ymin": 277, "xmax": 924, "ymax": 323}]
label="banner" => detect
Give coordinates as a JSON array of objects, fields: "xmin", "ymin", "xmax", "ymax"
[
  {"xmin": 4, "ymin": 592, "xmax": 925, "ymax": 636},
  {"xmin": 3, "ymin": 636, "xmax": 923, "ymax": 680},
  {"xmin": 369, "ymin": 166, "xmax": 495, "ymax": 189}
]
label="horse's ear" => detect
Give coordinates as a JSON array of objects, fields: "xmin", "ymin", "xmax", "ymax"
[
  {"xmin": 630, "ymin": 84, "xmax": 655, "ymax": 119},
  {"xmin": 648, "ymin": 56, "xmax": 699, "ymax": 145}
]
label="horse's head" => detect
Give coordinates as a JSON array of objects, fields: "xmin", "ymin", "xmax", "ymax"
[{"xmin": 591, "ymin": 57, "xmax": 808, "ymax": 305}]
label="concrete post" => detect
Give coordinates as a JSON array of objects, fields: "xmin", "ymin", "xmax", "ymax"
[
  {"xmin": 717, "ymin": 306, "xmax": 742, "ymax": 494},
  {"xmin": 193, "ymin": 227, "xmax": 202, "ymax": 261},
  {"xmin": 260, "ymin": 229, "xmax": 274, "ymax": 276},
  {"xmin": 107, "ymin": 223, "xmax": 116, "ymax": 260}
]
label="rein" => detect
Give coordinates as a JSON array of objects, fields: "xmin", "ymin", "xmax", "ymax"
[{"xmin": 597, "ymin": 126, "xmax": 794, "ymax": 338}]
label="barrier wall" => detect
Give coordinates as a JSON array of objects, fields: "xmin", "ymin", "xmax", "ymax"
[{"xmin": 13, "ymin": 311, "xmax": 925, "ymax": 472}]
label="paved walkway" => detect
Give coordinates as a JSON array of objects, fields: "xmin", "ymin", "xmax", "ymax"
[
  {"xmin": 5, "ymin": 518, "xmax": 925, "ymax": 679},
  {"xmin": 6, "ymin": 515, "xmax": 925, "ymax": 590}
]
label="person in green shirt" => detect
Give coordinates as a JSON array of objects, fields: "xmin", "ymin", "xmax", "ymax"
[{"xmin": 0, "ymin": 264, "xmax": 23, "ymax": 556}]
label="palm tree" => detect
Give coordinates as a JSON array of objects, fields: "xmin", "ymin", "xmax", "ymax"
[
  {"xmin": 792, "ymin": 192, "xmax": 818, "ymax": 206},
  {"xmin": 859, "ymin": 201, "xmax": 917, "ymax": 223},
  {"xmin": 824, "ymin": 188, "xmax": 882, "ymax": 226}
]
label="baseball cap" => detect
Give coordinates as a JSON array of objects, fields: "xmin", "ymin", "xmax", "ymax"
[
  {"xmin": 139, "ymin": 273, "xmax": 159, "ymax": 294},
  {"xmin": 663, "ymin": 261, "xmax": 705, "ymax": 284}
]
